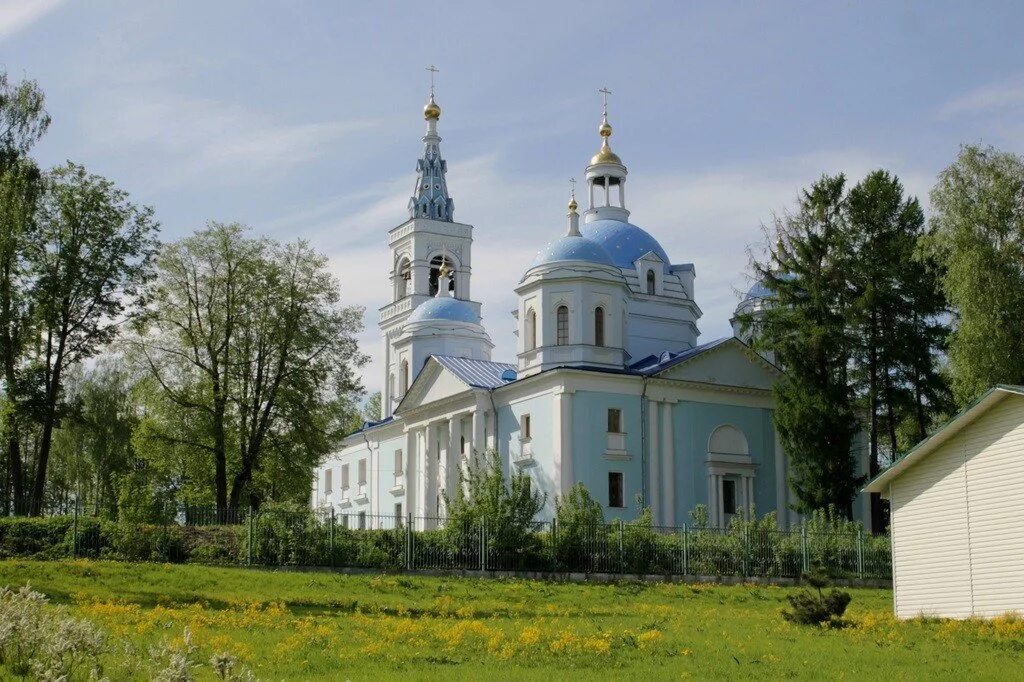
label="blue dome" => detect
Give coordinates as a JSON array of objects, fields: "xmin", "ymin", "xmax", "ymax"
[
  {"xmin": 745, "ymin": 281, "xmax": 773, "ymax": 300},
  {"xmin": 579, "ymin": 219, "xmax": 672, "ymax": 271},
  {"xmin": 407, "ymin": 297, "xmax": 479, "ymax": 324},
  {"xmin": 531, "ymin": 234, "xmax": 615, "ymax": 268}
]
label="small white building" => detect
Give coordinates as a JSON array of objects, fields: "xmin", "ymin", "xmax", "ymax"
[{"xmin": 865, "ymin": 385, "xmax": 1024, "ymax": 619}]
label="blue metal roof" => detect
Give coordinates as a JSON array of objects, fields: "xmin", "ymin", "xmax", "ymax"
[
  {"xmin": 531, "ymin": 234, "xmax": 614, "ymax": 268},
  {"xmin": 407, "ymin": 297, "xmax": 479, "ymax": 324},
  {"xmin": 629, "ymin": 337, "xmax": 734, "ymax": 375},
  {"xmin": 580, "ymin": 219, "xmax": 672, "ymax": 271},
  {"xmin": 432, "ymin": 355, "xmax": 518, "ymax": 389}
]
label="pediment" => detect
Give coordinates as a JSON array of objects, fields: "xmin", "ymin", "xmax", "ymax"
[
  {"xmin": 655, "ymin": 339, "xmax": 781, "ymax": 391},
  {"xmin": 394, "ymin": 358, "xmax": 472, "ymax": 414},
  {"xmin": 635, "ymin": 250, "xmax": 665, "ymax": 264}
]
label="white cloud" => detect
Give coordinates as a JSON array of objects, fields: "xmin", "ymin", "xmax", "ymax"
[
  {"xmin": 78, "ymin": 90, "xmax": 378, "ymax": 190},
  {"xmin": 939, "ymin": 75, "xmax": 1024, "ymax": 119},
  {"xmin": 0, "ymin": 0, "xmax": 65, "ymax": 41},
  {"xmin": 297, "ymin": 147, "xmax": 932, "ymax": 397}
]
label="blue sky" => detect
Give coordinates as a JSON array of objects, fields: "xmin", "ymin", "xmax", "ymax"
[{"xmin": 4, "ymin": 0, "xmax": 1023, "ymax": 394}]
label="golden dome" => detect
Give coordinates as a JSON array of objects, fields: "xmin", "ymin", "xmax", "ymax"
[
  {"xmin": 590, "ymin": 140, "xmax": 622, "ymax": 165},
  {"xmin": 599, "ymin": 119, "xmax": 612, "ymax": 138},
  {"xmin": 424, "ymin": 94, "xmax": 441, "ymax": 121},
  {"xmin": 568, "ymin": 195, "xmax": 578, "ymax": 212}
]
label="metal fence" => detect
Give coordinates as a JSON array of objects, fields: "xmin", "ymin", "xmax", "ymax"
[{"xmin": 2, "ymin": 504, "xmax": 892, "ymax": 580}]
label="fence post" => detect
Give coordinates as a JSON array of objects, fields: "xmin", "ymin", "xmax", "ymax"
[
  {"xmin": 72, "ymin": 501, "xmax": 78, "ymax": 559},
  {"xmin": 856, "ymin": 530, "xmax": 864, "ymax": 580},
  {"xmin": 406, "ymin": 513, "xmax": 413, "ymax": 571},
  {"xmin": 329, "ymin": 507, "xmax": 335, "ymax": 568},
  {"xmin": 617, "ymin": 519, "xmax": 624, "ymax": 574},
  {"xmin": 800, "ymin": 525, "xmax": 808, "ymax": 574},
  {"xmin": 480, "ymin": 517, "xmax": 487, "ymax": 572},
  {"xmin": 550, "ymin": 518, "xmax": 558, "ymax": 573},
  {"xmin": 247, "ymin": 505, "xmax": 254, "ymax": 566},
  {"xmin": 743, "ymin": 523, "xmax": 749, "ymax": 578},
  {"xmin": 680, "ymin": 524, "xmax": 688, "ymax": 576}
]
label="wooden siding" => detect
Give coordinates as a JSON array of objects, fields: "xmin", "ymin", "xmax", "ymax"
[
  {"xmin": 961, "ymin": 397, "xmax": 1024, "ymax": 617},
  {"xmin": 890, "ymin": 431, "xmax": 973, "ymax": 619},
  {"xmin": 890, "ymin": 395, "xmax": 1024, "ymax": 619}
]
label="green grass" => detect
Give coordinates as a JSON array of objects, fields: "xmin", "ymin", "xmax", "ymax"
[{"xmin": 0, "ymin": 560, "xmax": 1021, "ymax": 680}]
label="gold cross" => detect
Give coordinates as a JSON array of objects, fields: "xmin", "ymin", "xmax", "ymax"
[
  {"xmin": 426, "ymin": 65, "xmax": 440, "ymax": 96},
  {"xmin": 569, "ymin": 177, "xmax": 577, "ymax": 198},
  {"xmin": 598, "ymin": 87, "xmax": 612, "ymax": 114}
]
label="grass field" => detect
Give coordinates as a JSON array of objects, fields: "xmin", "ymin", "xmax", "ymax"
[{"xmin": 1, "ymin": 560, "xmax": 1021, "ymax": 680}]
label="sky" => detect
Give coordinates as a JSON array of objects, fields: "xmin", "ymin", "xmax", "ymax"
[{"xmin": 3, "ymin": 0, "xmax": 1024, "ymax": 397}]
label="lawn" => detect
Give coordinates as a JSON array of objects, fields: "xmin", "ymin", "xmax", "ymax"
[{"xmin": 0, "ymin": 560, "xmax": 1021, "ymax": 680}]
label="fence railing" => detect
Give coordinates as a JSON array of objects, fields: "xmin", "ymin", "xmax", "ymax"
[{"xmin": 0, "ymin": 504, "xmax": 892, "ymax": 581}]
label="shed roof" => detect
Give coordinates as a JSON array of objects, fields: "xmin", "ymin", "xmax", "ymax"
[{"xmin": 863, "ymin": 384, "xmax": 1024, "ymax": 493}]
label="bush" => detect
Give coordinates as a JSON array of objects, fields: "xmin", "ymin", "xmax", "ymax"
[
  {"xmin": 782, "ymin": 568, "xmax": 852, "ymax": 625},
  {"xmin": 0, "ymin": 517, "xmax": 74, "ymax": 559}
]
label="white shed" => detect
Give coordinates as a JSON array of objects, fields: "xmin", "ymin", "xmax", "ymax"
[{"xmin": 865, "ymin": 385, "xmax": 1024, "ymax": 619}]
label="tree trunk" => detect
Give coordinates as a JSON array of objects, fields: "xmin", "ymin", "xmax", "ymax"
[{"xmin": 212, "ymin": 394, "xmax": 228, "ymax": 521}]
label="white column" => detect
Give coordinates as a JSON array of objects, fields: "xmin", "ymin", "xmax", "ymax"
[
  {"xmin": 553, "ymin": 389, "xmax": 574, "ymax": 495},
  {"xmin": 604, "ymin": 176, "xmax": 610, "ymax": 206},
  {"xmin": 472, "ymin": 406, "xmax": 486, "ymax": 457},
  {"xmin": 425, "ymin": 424, "xmax": 438, "ymax": 519},
  {"xmin": 707, "ymin": 474, "xmax": 716, "ymax": 527},
  {"xmin": 589, "ymin": 181, "xmax": 595, "ymax": 209},
  {"xmin": 661, "ymin": 402, "xmax": 675, "ymax": 527},
  {"xmin": 415, "ymin": 428, "xmax": 427, "ymax": 518},
  {"xmin": 447, "ymin": 415, "xmax": 461, "ymax": 507},
  {"xmin": 647, "ymin": 399, "xmax": 660, "ymax": 518},
  {"xmin": 486, "ymin": 409, "xmax": 496, "ymax": 451},
  {"xmin": 619, "ymin": 178, "xmax": 626, "ymax": 208}
]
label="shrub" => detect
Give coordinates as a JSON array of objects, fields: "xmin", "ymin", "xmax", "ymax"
[{"xmin": 782, "ymin": 567, "xmax": 852, "ymax": 626}]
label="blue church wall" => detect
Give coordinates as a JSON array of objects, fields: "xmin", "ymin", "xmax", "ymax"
[
  {"xmin": 570, "ymin": 390, "xmax": 644, "ymax": 522},
  {"xmin": 375, "ymin": 434, "xmax": 406, "ymax": 518},
  {"xmin": 496, "ymin": 392, "xmax": 557, "ymax": 519},
  {"xmin": 671, "ymin": 400, "xmax": 778, "ymax": 524}
]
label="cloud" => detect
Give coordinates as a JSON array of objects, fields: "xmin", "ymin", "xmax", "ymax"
[
  {"xmin": 939, "ymin": 75, "xmax": 1024, "ymax": 119},
  {"xmin": 296, "ymin": 147, "xmax": 932, "ymax": 396},
  {"xmin": 0, "ymin": 0, "xmax": 65, "ymax": 41},
  {"xmin": 78, "ymin": 90, "xmax": 379, "ymax": 190}
]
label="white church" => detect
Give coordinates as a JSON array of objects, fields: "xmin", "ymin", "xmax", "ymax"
[{"xmin": 312, "ymin": 88, "xmax": 871, "ymax": 529}]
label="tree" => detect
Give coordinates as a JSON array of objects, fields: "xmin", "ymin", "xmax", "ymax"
[
  {"xmin": 0, "ymin": 71, "xmax": 50, "ymax": 515},
  {"xmin": 362, "ymin": 392, "xmax": 382, "ymax": 423},
  {"xmin": 136, "ymin": 223, "xmax": 366, "ymax": 515},
  {"xmin": 23, "ymin": 163, "xmax": 157, "ymax": 515},
  {"xmin": 845, "ymin": 170, "xmax": 950, "ymax": 529},
  {"xmin": 928, "ymin": 145, "xmax": 1024, "ymax": 404},
  {"xmin": 747, "ymin": 175, "xmax": 862, "ymax": 515}
]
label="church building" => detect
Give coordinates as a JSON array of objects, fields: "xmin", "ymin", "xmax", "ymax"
[{"xmin": 311, "ymin": 87, "xmax": 870, "ymax": 528}]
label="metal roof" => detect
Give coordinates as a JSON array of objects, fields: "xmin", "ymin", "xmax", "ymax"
[
  {"xmin": 628, "ymin": 337, "xmax": 734, "ymax": 375},
  {"xmin": 863, "ymin": 384, "xmax": 1024, "ymax": 493},
  {"xmin": 432, "ymin": 355, "xmax": 518, "ymax": 389}
]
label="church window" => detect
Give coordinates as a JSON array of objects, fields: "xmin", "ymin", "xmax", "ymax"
[
  {"xmin": 722, "ymin": 479, "xmax": 737, "ymax": 516},
  {"xmin": 607, "ymin": 408, "xmax": 622, "ymax": 434},
  {"xmin": 358, "ymin": 459, "xmax": 367, "ymax": 485},
  {"xmin": 646, "ymin": 269, "xmax": 656, "ymax": 295},
  {"xmin": 556, "ymin": 305, "xmax": 569, "ymax": 345},
  {"xmin": 525, "ymin": 308, "xmax": 537, "ymax": 351},
  {"xmin": 394, "ymin": 450, "xmax": 403, "ymax": 476},
  {"xmin": 396, "ymin": 258, "xmax": 410, "ymax": 298},
  {"xmin": 395, "ymin": 503, "xmax": 403, "ymax": 524},
  {"xmin": 358, "ymin": 511, "xmax": 367, "ymax": 530},
  {"xmin": 608, "ymin": 472, "xmax": 624, "ymax": 508},
  {"xmin": 594, "ymin": 306, "xmax": 605, "ymax": 346},
  {"xmin": 521, "ymin": 414, "xmax": 531, "ymax": 440},
  {"xmin": 341, "ymin": 464, "xmax": 350, "ymax": 490},
  {"xmin": 324, "ymin": 469, "xmax": 332, "ymax": 495},
  {"xmin": 400, "ymin": 361, "xmax": 410, "ymax": 396}
]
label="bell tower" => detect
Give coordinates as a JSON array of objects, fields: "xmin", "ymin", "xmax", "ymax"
[{"xmin": 378, "ymin": 68, "xmax": 482, "ymax": 418}]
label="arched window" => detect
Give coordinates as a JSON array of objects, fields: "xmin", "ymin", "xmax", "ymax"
[
  {"xmin": 396, "ymin": 258, "xmax": 410, "ymax": 298},
  {"xmin": 428, "ymin": 255, "xmax": 456, "ymax": 297},
  {"xmin": 400, "ymin": 360, "xmax": 410, "ymax": 396},
  {"xmin": 525, "ymin": 308, "xmax": 537, "ymax": 351},
  {"xmin": 708, "ymin": 425, "xmax": 749, "ymax": 456},
  {"xmin": 594, "ymin": 306, "xmax": 605, "ymax": 347},
  {"xmin": 556, "ymin": 305, "xmax": 569, "ymax": 346},
  {"xmin": 646, "ymin": 269, "xmax": 656, "ymax": 295}
]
